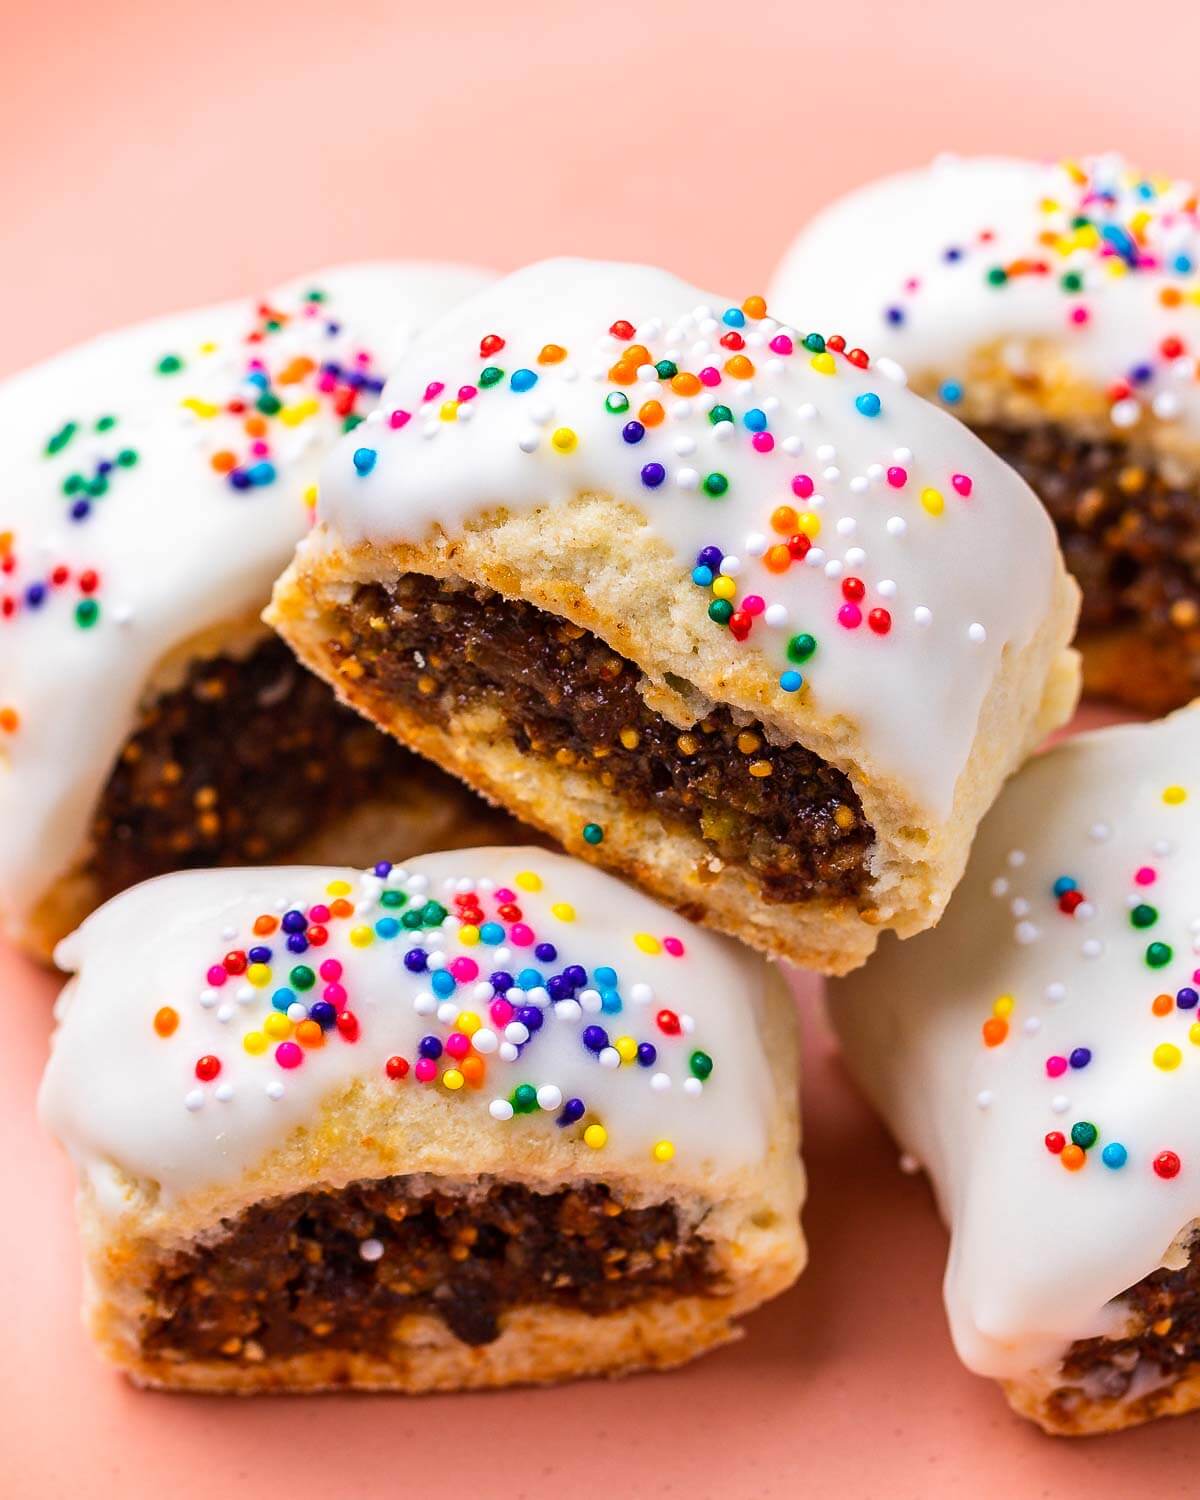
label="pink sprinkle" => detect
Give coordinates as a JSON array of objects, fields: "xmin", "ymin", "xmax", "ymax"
[
  {"xmin": 663, "ymin": 936, "xmax": 685, "ymax": 957},
  {"xmin": 495, "ymin": 888, "xmax": 515, "ymax": 904},
  {"xmin": 308, "ymin": 904, "xmax": 331, "ymax": 923},
  {"xmin": 1046, "ymin": 1055, "xmax": 1068, "ymax": 1078},
  {"xmin": 445, "ymin": 1032, "xmax": 471, "ymax": 1059},
  {"xmin": 206, "ymin": 965, "xmax": 227, "ymax": 988},
  {"xmin": 752, "ymin": 431, "xmax": 774, "ymax": 453},
  {"xmin": 317, "ymin": 370, "xmax": 337, "ymax": 393},
  {"xmin": 742, "ymin": 595, "xmax": 765, "ymax": 615},
  {"xmin": 275, "ymin": 1041, "xmax": 303, "ymax": 1070},
  {"xmin": 769, "ymin": 334, "xmax": 794, "ymax": 355},
  {"xmin": 251, "ymin": 440, "xmax": 270, "ymax": 457},
  {"xmin": 457, "ymin": 384, "xmax": 478, "ymax": 402},
  {"xmin": 509, "ymin": 922, "xmax": 534, "ymax": 947},
  {"xmin": 1135, "ymin": 866, "xmax": 1157, "ymax": 886},
  {"xmin": 838, "ymin": 603, "xmax": 862, "ymax": 629},
  {"xmin": 904, "ymin": 277, "xmax": 921, "ymax": 292},
  {"xmin": 423, "ymin": 381, "xmax": 445, "ymax": 402},
  {"xmin": 450, "ymin": 956, "xmax": 479, "ymax": 982},
  {"xmin": 319, "ymin": 959, "xmax": 343, "ymax": 981},
  {"xmin": 490, "ymin": 998, "xmax": 514, "ymax": 1027},
  {"xmin": 699, "ymin": 366, "xmax": 721, "ymax": 387},
  {"xmin": 887, "ymin": 466, "xmax": 908, "ymax": 488},
  {"xmin": 388, "ymin": 409, "xmax": 411, "ymax": 429},
  {"xmin": 1070, "ymin": 306, "xmax": 1090, "ymax": 325},
  {"xmin": 791, "ymin": 473, "xmax": 814, "ymax": 499},
  {"xmin": 951, "ymin": 473, "xmax": 973, "ymax": 497},
  {"xmin": 323, "ymin": 982, "xmax": 347, "ymax": 1008},
  {"xmin": 414, "ymin": 1057, "xmax": 437, "ymax": 1083}
]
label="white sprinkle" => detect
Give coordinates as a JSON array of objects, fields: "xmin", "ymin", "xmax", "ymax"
[
  {"xmin": 472, "ymin": 981, "xmax": 494, "ymax": 1003},
  {"xmin": 875, "ymin": 357, "xmax": 908, "ymax": 386},
  {"xmin": 598, "ymin": 1047, "xmax": 621, "ymax": 1069},
  {"xmin": 744, "ymin": 532, "xmax": 768, "ymax": 557},
  {"xmin": 184, "ymin": 1089, "xmax": 204, "ymax": 1112},
  {"xmin": 990, "ymin": 877, "xmax": 1009, "ymax": 898},
  {"xmin": 712, "ymin": 420, "xmax": 735, "ymax": 443},
  {"xmin": 1014, "ymin": 921, "xmax": 1040, "ymax": 945},
  {"xmin": 526, "ymin": 986, "xmax": 550, "ymax": 1008},
  {"xmin": 913, "ymin": 606, "xmax": 932, "ymax": 627},
  {"xmin": 1110, "ymin": 397, "xmax": 1141, "ymax": 429},
  {"xmin": 286, "ymin": 1002, "xmax": 306, "ymax": 1023},
  {"xmin": 968, "ymin": 622, "xmax": 987, "ymax": 644},
  {"xmin": 796, "ymin": 402, "xmax": 818, "ymax": 421},
  {"xmin": 1088, "ymin": 822, "xmax": 1111, "ymax": 843},
  {"xmin": 489, "ymin": 1099, "xmax": 514, "ymax": 1121},
  {"xmin": 1008, "ymin": 849, "xmax": 1026, "ymax": 868},
  {"xmin": 886, "ymin": 516, "xmax": 907, "ymax": 537},
  {"xmin": 1010, "ymin": 897, "xmax": 1030, "ymax": 918},
  {"xmin": 898, "ymin": 1152, "xmax": 921, "ymax": 1175},
  {"xmin": 112, "ymin": 603, "xmax": 134, "ymax": 626},
  {"xmin": 976, "ymin": 1090, "xmax": 994, "ymax": 1110},
  {"xmin": 836, "ymin": 516, "xmax": 857, "ymax": 537},
  {"xmin": 674, "ymin": 435, "xmax": 697, "ymax": 457},
  {"xmin": 580, "ymin": 990, "xmax": 603, "ymax": 1014},
  {"xmin": 360, "ymin": 1238, "xmax": 384, "ymax": 1262},
  {"xmin": 630, "ymin": 983, "xmax": 654, "ymax": 1005},
  {"xmin": 413, "ymin": 992, "xmax": 436, "ymax": 1016},
  {"xmin": 867, "ymin": 463, "xmax": 885, "ymax": 482},
  {"xmin": 1051, "ymin": 1094, "xmax": 1070, "ymax": 1115},
  {"xmin": 781, "ymin": 435, "xmax": 802, "ymax": 455},
  {"xmin": 892, "ymin": 446, "xmax": 913, "ymax": 464},
  {"xmin": 844, "ymin": 547, "xmax": 866, "ymax": 568},
  {"xmin": 215, "ymin": 1083, "xmax": 234, "ymax": 1103},
  {"xmin": 499, "ymin": 1042, "xmax": 520, "ymax": 1063},
  {"xmin": 1045, "ymin": 982, "xmax": 1067, "ymax": 1003},
  {"xmin": 650, "ymin": 1072, "xmax": 672, "ymax": 1092},
  {"xmin": 822, "ymin": 466, "xmax": 841, "ymax": 483},
  {"xmin": 1023, "ymin": 1017, "xmax": 1042, "ymax": 1035},
  {"xmin": 824, "ymin": 559, "xmax": 844, "ymax": 580},
  {"xmin": 536, "ymin": 1084, "xmax": 563, "ymax": 1112},
  {"xmin": 877, "ymin": 578, "xmax": 897, "ymax": 599},
  {"xmin": 849, "ymin": 475, "xmax": 869, "ymax": 495},
  {"xmin": 517, "ymin": 429, "xmax": 539, "ymax": 453},
  {"xmin": 683, "ymin": 1076, "xmax": 703, "ymax": 1097},
  {"xmin": 1075, "ymin": 902, "xmax": 1095, "ymax": 922},
  {"xmin": 422, "ymin": 420, "xmax": 439, "ymax": 439},
  {"xmin": 199, "ymin": 989, "xmax": 219, "ymax": 1010},
  {"xmin": 266, "ymin": 1081, "xmax": 285, "ymax": 1101},
  {"xmin": 765, "ymin": 603, "xmax": 789, "ymax": 627},
  {"xmin": 1081, "ymin": 939, "xmax": 1104, "ymax": 959},
  {"xmin": 505, "ymin": 1022, "xmax": 530, "ymax": 1045},
  {"xmin": 805, "ymin": 547, "xmax": 826, "ymax": 568},
  {"xmin": 1153, "ymin": 390, "xmax": 1181, "ymax": 420},
  {"xmin": 719, "ymin": 555, "xmax": 742, "ymax": 577},
  {"xmin": 675, "ymin": 466, "xmax": 700, "ymax": 490},
  {"xmin": 472, "ymin": 1028, "xmax": 499, "ymax": 1054}
]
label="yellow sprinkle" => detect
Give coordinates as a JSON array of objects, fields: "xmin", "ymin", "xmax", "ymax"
[
  {"xmin": 326, "ymin": 879, "xmax": 352, "ymax": 897},
  {"xmin": 797, "ymin": 511, "xmax": 821, "ymax": 538},
  {"xmin": 1107, "ymin": 258, "xmax": 1128, "ymax": 278},
  {"xmin": 349, "ymin": 925, "xmax": 374, "ymax": 948},
  {"xmin": 264, "ymin": 1013, "xmax": 292, "ymax": 1040},
  {"xmin": 442, "ymin": 1069, "xmax": 465, "ymax": 1091},
  {"xmin": 279, "ymin": 397, "xmax": 320, "ymax": 427},
  {"xmin": 242, "ymin": 1031, "xmax": 268, "ymax": 1056},
  {"xmin": 457, "ymin": 924, "xmax": 480, "ymax": 946},
  {"xmin": 1154, "ymin": 1043, "xmax": 1183, "ymax": 1071},
  {"xmin": 199, "ymin": 340, "xmax": 218, "ymax": 355},
  {"xmin": 551, "ymin": 427, "xmax": 578, "ymax": 452},
  {"xmin": 615, "ymin": 1035, "xmax": 638, "ymax": 1064},
  {"xmin": 1190, "ymin": 1023, "xmax": 1200, "ymax": 1047},
  {"xmin": 181, "ymin": 396, "xmax": 221, "ymax": 419},
  {"xmin": 1164, "ymin": 785, "xmax": 1188, "ymax": 805},
  {"xmin": 303, "ymin": 484, "xmax": 318, "ymax": 509},
  {"xmin": 551, "ymin": 902, "xmax": 576, "ymax": 922},
  {"xmin": 515, "ymin": 871, "xmax": 543, "ymax": 892},
  {"xmin": 456, "ymin": 1011, "xmax": 481, "ymax": 1037},
  {"xmin": 634, "ymin": 932, "xmax": 662, "ymax": 955},
  {"xmin": 652, "ymin": 1140, "xmax": 675, "ymax": 1163},
  {"xmin": 920, "ymin": 487, "xmax": 945, "ymax": 516},
  {"xmin": 583, "ymin": 1124, "xmax": 608, "ymax": 1150},
  {"xmin": 748, "ymin": 759, "xmax": 773, "ymax": 778},
  {"xmin": 993, "ymin": 994, "xmax": 1015, "ymax": 1018},
  {"xmin": 711, "ymin": 575, "xmax": 736, "ymax": 600},
  {"xmin": 246, "ymin": 962, "xmax": 272, "ymax": 988},
  {"xmin": 810, "ymin": 352, "xmax": 836, "ymax": 375},
  {"xmin": 440, "ymin": 400, "xmax": 459, "ymax": 421}
]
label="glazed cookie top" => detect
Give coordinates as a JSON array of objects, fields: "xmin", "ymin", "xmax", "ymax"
[
  {"xmin": 314, "ymin": 257, "xmax": 1068, "ymax": 820},
  {"xmin": 41, "ymin": 848, "xmax": 781, "ymax": 1214},
  {"xmin": 770, "ymin": 154, "xmax": 1200, "ymax": 439},
  {"xmin": 833, "ymin": 704, "xmax": 1200, "ymax": 1382},
  {"xmin": 0, "ymin": 262, "xmax": 492, "ymax": 931}
]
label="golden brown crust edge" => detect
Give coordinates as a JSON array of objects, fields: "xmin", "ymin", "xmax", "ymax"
[{"xmin": 1002, "ymin": 1365, "xmax": 1200, "ymax": 1437}]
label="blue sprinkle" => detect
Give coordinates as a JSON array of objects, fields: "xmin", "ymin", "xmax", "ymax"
[
  {"xmin": 557, "ymin": 1097, "xmax": 585, "ymax": 1127},
  {"xmin": 418, "ymin": 1035, "xmax": 443, "ymax": 1060},
  {"xmin": 245, "ymin": 460, "xmax": 277, "ymax": 486},
  {"xmin": 374, "ymin": 917, "xmax": 400, "ymax": 940},
  {"xmin": 622, "ymin": 420, "xmax": 645, "ymax": 445},
  {"xmin": 352, "ymin": 447, "xmax": 377, "ymax": 476},
  {"xmin": 743, "ymin": 408, "xmax": 768, "ymax": 432},
  {"xmin": 885, "ymin": 305, "xmax": 905, "ymax": 326},
  {"xmin": 248, "ymin": 946, "xmax": 272, "ymax": 964},
  {"xmin": 309, "ymin": 1001, "xmax": 337, "ymax": 1030},
  {"xmin": 1101, "ymin": 1142, "xmax": 1128, "ymax": 1170},
  {"xmin": 1177, "ymin": 987, "xmax": 1199, "ymax": 1010},
  {"xmin": 285, "ymin": 932, "xmax": 309, "ymax": 955},
  {"xmin": 534, "ymin": 943, "xmax": 557, "ymax": 962},
  {"xmin": 272, "ymin": 988, "xmax": 295, "ymax": 1012},
  {"xmin": 600, "ymin": 988, "xmax": 623, "ymax": 1014},
  {"xmin": 779, "ymin": 670, "xmax": 803, "ymax": 693},
  {"xmin": 939, "ymin": 380, "xmax": 963, "ymax": 405},
  {"xmin": 479, "ymin": 921, "xmax": 505, "ymax": 945},
  {"xmin": 943, "ymin": 246, "xmax": 963, "ymax": 262},
  {"xmin": 697, "ymin": 545, "xmax": 722, "ymax": 571},
  {"xmin": 246, "ymin": 370, "xmax": 269, "ymax": 391},
  {"xmin": 1069, "ymin": 1047, "xmax": 1092, "ymax": 1070},
  {"xmin": 637, "ymin": 1042, "xmax": 657, "ymax": 1068},
  {"xmin": 722, "ymin": 307, "xmax": 746, "ymax": 327},
  {"xmin": 430, "ymin": 969, "xmax": 457, "ymax": 997},
  {"xmin": 582, "ymin": 1025, "xmax": 608, "ymax": 1053},
  {"xmin": 855, "ymin": 392, "xmax": 881, "ymax": 418},
  {"xmin": 70, "ymin": 499, "xmax": 91, "ymax": 521},
  {"xmin": 692, "ymin": 565, "xmax": 714, "ymax": 587},
  {"xmin": 1052, "ymin": 876, "xmax": 1077, "ymax": 897},
  {"xmin": 25, "ymin": 583, "xmax": 47, "ymax": 608},
  {"xmin": 594, "ymin": 966, "xmax": 618, "ymax": 988},
  {"xmin": 1174, "ymin": 254, "xmax": 1193, "ymax": 275},
  {"xmin": 228, "ymin": 468, "xmax": 252, "ymax": 491},
  {"xmin": 403, "ymin": 948, "xmax": 428, "ymax": 974},
  {"xmin": 517, "ymin": 968, "xmax": 543, "ymax": 990},
  {"xmin": 509, "ymin": 368, "xmax": 537, "ymax": 392},
  {"xmin": 641, "ymin": 462, "xmax": 666, "ymax": 488}
]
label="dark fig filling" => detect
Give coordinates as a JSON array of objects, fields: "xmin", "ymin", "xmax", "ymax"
[
  {"xmin": 325, "ymin": 574, "xmax": 874, "ymax": 906},
  {"xmin": 86, "ymin": 635, "xmax": 491, "ymax": 900},
  {"xmin": 143, "ymin": 1178, "xmax": 718, "ymax": 1361},
  {"xmin": 973, "ymin": 422, "xmax": 1200, "ymax": 683}
]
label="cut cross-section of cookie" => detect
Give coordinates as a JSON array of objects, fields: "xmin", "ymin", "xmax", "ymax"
[
  {"xmin": 0, "ymin": 262, "xmax": 514, "ymax": 959},
  {"xmin": 831, "ymin": 704, "xmax": 1200, "ymax": 1435},
  {"xmin": 770, "ymin": 154, "xmax": 1200, "ymax": 714},
  {"xmin": 39, "ymin": 847, "xmax": 804, "ymax": 1393},
  {"xmin": 268, "ymin": 258, "xmax": 1080, "ymax": 976}
]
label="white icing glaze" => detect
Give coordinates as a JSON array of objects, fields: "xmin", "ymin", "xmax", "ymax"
[
  {"xmin": 314, "ymin": 257, "xmax": 1065, "ymax": 820},
  {"xmin": 40, "ymin": 847, "xmax": 779, "ymax": 1215},
  {"xmin": 0, "ymin": 262, "xmax": 493, "ymax": 934},
  {"xmin": 832, "ymin": 705, "xmax": 1200, "ymax": 1384},
  {"xmin": 769, "ymin": 154, "xmax": 1200, "ymax": 437}
]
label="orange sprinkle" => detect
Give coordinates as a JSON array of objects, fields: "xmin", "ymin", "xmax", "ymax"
[
  {"xmin": 608, "ymin": 361, "xmax": 638, "ymax": 386},
  {"xmin": 243, "ymin": 415, "xmax": 268, "ymax": 438},
  {"xmin": 210, "ymin": 450, "xmax": 237, "ymax": 474},
  {"xmin": 0, "ymin": 707, "xmax": 18, "ymax": 734},
  {"xmin": 724, "ymin": 354, "xmax": 755, "ymax": 379},
  {"xmin": 153, "ymin": 1006, "xmax": 179, "ymax": 1038},
  {"xmin": 770, "ymin": 505, "xmax": 799, "ymax": 535},
  {"xmin": 253, "ymin": 914, "xmax": 279, "ymax": 936},
  {"xmin": 1161, "ymin": 287, "xmax": 1184, "ymax": 308},
  {"xmin": 638, "ymin": 400, "xmax": 665, "ymax": 427},
  {"xmin": 461, "ymin": 1055, "xmax": 486, "ymax": 1088},
  {"xmin": 1153, "ymin": 993, "xmax": 1174, "ymax": 1016},
  {"xmin": 670, "ymin": 371, "xmax": 701, "ymax": 397},
  {"xmin": 982, "ymin": 1017, "xmax": 1008, "ymax": 1047},
  {"xmin": 277, "ymin": 355, "xmax": 316, "ymax": 385},
  {"xmin": 538, "ymin": 343, "xmax": 567, "ymax": 364},
  {"xmin": 329, "ymin": 898, "xmax": 354, "ymax": 919},
  {"xmin": 296, "ymin": 1019, "xmax": 324, "ymax": 1048},
  {"xmin": 1061, "ymin": 1144, "xmax": 1086, "ymax": 1171},
  {"xmin": 763, "ymin": 544, "xmax": 792, "ymax": 574},
  {"xmin": 624, "ymin": 344, "xmax": 650, "ymax": 367},
  {"xmin": 742, "ymin": 294, "xmax": 767, "ymax": 320}
]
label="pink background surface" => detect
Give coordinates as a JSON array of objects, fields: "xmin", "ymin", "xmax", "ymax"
[{"xmin": 5, "ymin": 1, "xmax": 1200, "ymax": 1493}]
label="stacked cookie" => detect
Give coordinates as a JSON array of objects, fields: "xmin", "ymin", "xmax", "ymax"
[{"xmin": 17, "ymin": 177, "xmax": 1200, "ymax": 1425}]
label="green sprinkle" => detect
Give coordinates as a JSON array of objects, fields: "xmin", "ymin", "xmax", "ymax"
[
  {"xmin": 419, "ymin": 900, "xmax": 448, "ymax": 928},
  {"xmin": 787, "ymin": 632, "xmax": 817, "ymax": 664},
  {"xmin": 511, "ymin": 1083, "xmax": 539, "ymax": 1114},
  {"xmin": 62, "ymin": 474, "xmax": 84, "ymax": 496},
  {"xmin": 582, "ymin": 823, "xmax": 604, "ymax": 845},
  {"xmin": 708, "ymin": 599, "xmax": 734, "ymax": 625},
  {"xmin": 401, "ymin": 909, "xmax": 424, "ymax": 930},
  {"xmin": 1147, "ymin": 942, "xmax": 1174, "ymax": 969},
  {"xmin": 342, "ymin": 413, "xmax": 364, "ymax": 433},
  {"xmin": 605, "ymin": 391, "xmax": 630, "ymax": 414},
  {"xmin": 305, "ymin": 288, "xmax": 327, "ymax": 303},
  {"xmin": 256, "ymin": 392, "xmax": 282, "ymax": 416},
  {"xmin": 655, "ymin": 359, "xmax": 677, "ymax": 380},
  {"xmin": 290, "ymin": 965, "xmax": 316, "ymax": 991},
  {"xmin": 689, "ymin": 1050, "xmax": 713, "ymax": 1081},
  {"xmin": 380, "ymin": 889, "xmax": 407, "ymax": 909},
  {"xmin": 986, "ymin": 267, "xmax": 1008, "ymax": 287},
  {"xmin": 264, "ymin": 318, "xmax": 283, "ymax": 333},
  {"xmin": 86, "ymin": 475, "xmax": 108, "ymax": 498},
  {"xmin": 479, "ymin": 366, "xmax": 504, "ymax": 388},
  {"xmin": 1070, "ymin": 1120, "xmax": 1098, "ymax": 1150},
  {"xmin": 1061, "ymin": 271, "xmax": 1083, "ymax": 293},
  {"xmin": 116, "ymin": 448, "xmax": 139, "ymax": 468},
  {"xmin": 702, "ymin": 472, "xmax": 729, "ymax": 498},
  {"xmin": 708, "ymin": 403, "xmax": 733, "ymax": 425},
  {"xmin": 156, "ymin": 354, "xmax": 183, "ymax": 375},
  {"xmin": 1130, "ymin": 904, "xmax": 1158, "ymax": 929},
  {"xmin": 802, "ymin": 332, "xmax": 825, "ymax": 353},
  {"xmin": 45, "ymin": 421, "xmax": 77, "ymax": 457},
  {"xmin": 94, "ymin": 415, "xmax": 117, "ymax": 433},
  {"xmin": 74, "ymin": 598, "xmax": 99, "ymax": 629}
]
